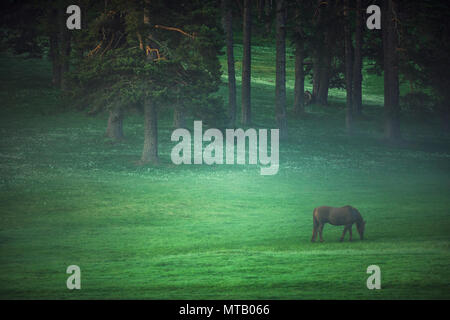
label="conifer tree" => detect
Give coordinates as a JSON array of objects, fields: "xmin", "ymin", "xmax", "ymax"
[{"xmin": 69, "ymin": 0, "xmax": 225, "ymax": 161}]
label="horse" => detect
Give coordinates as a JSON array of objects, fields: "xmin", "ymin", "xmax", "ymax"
[{"xmin": 311, "ymin": 205, "xmax": 366, "ymax": 242}]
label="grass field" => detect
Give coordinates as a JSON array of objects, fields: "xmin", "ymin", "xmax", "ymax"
[{"xmin": 0, "ymin": 46, "xmax": 449, "ymax": 299}]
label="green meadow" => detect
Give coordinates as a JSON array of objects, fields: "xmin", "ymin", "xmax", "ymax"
[{"xmin": 0, "ymin": 46, "xmax": 449, "ymax": 299}]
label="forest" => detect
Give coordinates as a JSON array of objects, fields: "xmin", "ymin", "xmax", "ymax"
[{"xmin": 0, "ymin": 0, "xmax": 449, "ymax": 299}]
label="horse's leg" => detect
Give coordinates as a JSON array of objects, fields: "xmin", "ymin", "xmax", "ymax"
[
  {"xmin": 319, "ymin": 223, "xmax": 325, "ymax": 242},
  {"xmin": 348, "ymin": 224, "xmax": 353, "ymax": 241},
  {"xmin": 340, "ymin": 226, "xmax": 348, "ymax": 242},
  {"xmin": 311, "ymin": 220, "xmax": 318, "ymax": 242}
]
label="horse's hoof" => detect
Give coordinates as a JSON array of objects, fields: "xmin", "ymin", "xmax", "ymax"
[{"xmin": 320, "ymin": 240, "xmax": 324, "ymax": 243}]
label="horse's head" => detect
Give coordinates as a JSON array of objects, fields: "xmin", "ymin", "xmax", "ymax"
[{"xmin": 356, "ymin": 220, "xmax": 366, "ymax": 240}]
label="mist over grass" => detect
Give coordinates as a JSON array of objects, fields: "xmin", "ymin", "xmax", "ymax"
[{"xmin": 0, "ymin": 50, "xmax": 449, "ymax": 299}]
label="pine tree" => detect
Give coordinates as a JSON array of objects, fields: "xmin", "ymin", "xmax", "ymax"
[{"xmin": 69, "ymin": 0, "xmax": 225, "ymax": 161}]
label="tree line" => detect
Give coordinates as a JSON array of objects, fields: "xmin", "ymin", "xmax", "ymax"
[
  {"xmin": 221, "ymin": 0, "xmax": 449, "ymax": 140},
  {"xmin": 1, "ymin": 0, "xmax": 449, "ymax": 164}
]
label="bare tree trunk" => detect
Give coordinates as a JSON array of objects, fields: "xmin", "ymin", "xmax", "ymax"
[
  {"xmin": 60, "ymin": 31, "xmax": 71, "ymax": 91},
  {"xmin": 312, "ymin": 55, "xmax": 321, "ymax": 102},
  {"xmin": 257, "ymin": 0, "xmax": 263, "ymax": 20},
  {"xmin": 313, "ymin": 40, "xmax": 332, "ymax": 106},
  {"xmin": 105, "ymin": 108, "xmax": 124, "ymax": 140},
  {"xmin": 173, "ymin": 103, "xmax": 185, "ymax": 129},
  {"xmin": 264, "ymin": 0, "xmax": 273, "ymax": 34},
  {"xmin": 383, "ymin": 0, "xmax": 401, "ymax": 141},
  {"xmin": 222, "ymin": 0, "xmax": 237, "ymax": 127},
  {"xmin": 312, "ymin": 0, "xmax": 332, "ymax": 106},
  {"xmin": 141, "ymin": 99, "xmax": 159, "ymax": 164},
  {"xmin": 49, "ymin": 31, "xmax": 61, "ymax": 87},
  {"xmin": 317, "ymin": 54, "xmax": 331, "ymax": 106},
  {"xmin": 353, "ymin": 0, "xmax": 363, "ymax": 116},
  {"xmin": 49, "ymin": 7, "xmax": 61, "ymax": 87},
  {"xmin": 443, "ymin": 107, "xmax": 449, "ymax": 132},
  {"xmin": 312, "ymin": 0, "xmax": 323, "ymax": 102},
  {"xmin": 313, "ymin": 0, "xmax": 339, "ymax": 106},
  {"xmin": 140, "ymin": 0, "xmax": 159, "ymax": 163},
  {"xmin": 275, "ymin": 0, "xmax": 288, "ymax": 139},
  {"xmin": 293, "ymin": 38, "xmax": 305, "ymax": 116},
  {"xmin": 317, "ymin": 26, "xmax": 337, "ymax": 106},
  {"xmin": 242, "ymin": 0, "xmax": 252, "ymax": 126},
  {"xmin": 58, "ymin": 4, "xmax": 71, "ymax": 91},
  {"xmin": 344, "ymin": 0, "xmax": 353, "ymax": 133},
  {"xmin": 293, "ymin": 6, "xmax": 305, "ymax": 116}
]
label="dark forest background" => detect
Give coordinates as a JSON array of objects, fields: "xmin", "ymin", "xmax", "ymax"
[{"xmin": 0, "ymin": 0, "xmax": 449, "ymax": 299}]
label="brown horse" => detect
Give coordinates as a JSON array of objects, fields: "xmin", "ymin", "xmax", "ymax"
[{"xmin": 311, "ymin": 206, "xmax": 366, "ymax": 242}]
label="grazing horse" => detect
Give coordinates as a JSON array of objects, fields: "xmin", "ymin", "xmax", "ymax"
[{"xmin": 311, "ymin": 206, "xmax": 366, "ymax": 242}]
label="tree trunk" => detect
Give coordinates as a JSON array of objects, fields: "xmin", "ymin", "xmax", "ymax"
[
  {"xmin": 141, "ymin": 99, "xmax": 159, "ymax": 164},
  {"xmin": 222, "ymin": 0, "xmax": 237, "ymax": 127},
  {"xmin": 264, "ymin": 0, "xmax": 273, "ymax": 34},
  {"xmin": 317, "ymin": 57, "xmax": 330, "ymax": 105},
  {"xmin": 312, "ymin": 0, "xmax": 333, "ymax": 106},
  {"xmin": 257, "ymin": 0, "xmax": 264, "ymax": 20},
  {"xmin": 60, "ymin": 30, "xmax": 71, "ymax": 90},
  {"xmin": 293, "ymin": 5, "xmax": 305, "ymax": 116},
  {"xmin": 49, "ymin": 31, "xmax": 61, "ymax": 87},
  {"xmin": 141, "ymin": 0, "xmax": 159, "ymax": 163},
  {"xmin": 58, "ymin": 5, "xmax": 71, "ymax": 90},
  {"xmin": 312, "ymin": 55, "xmax": 321, "ymax": 102},
  {"xmin": 383, "ymin": 0, "xmax": 401, "ymax": 141},
  {"xmin": 173, "ymin": 103, "xmax": 185, "ymax": 129},
  {"xmin": 105, "ymin": 108, "xmax": 124, "ymax": 140},
  {"xmin": 275, "ymin": 0, "xmax": 288, "ymax": 139},
  {"xmin": 443, "ymin": 107, "xmax": 449, "ymax": 133},
  {"xmin": 49, "ymin": 7, "xmax": 61, "ymax": 87},
  {"xmin": 241, "ymin": 0, "xmax": 252, "ymax": 126},
  {"xmin": 344, "ymin": 0, "xmax": 353, "ymax": 133},
  {"xmin": 317, "ymin": 26, "xmax": 337, "ymax": 106},
  {"xmin": 293, "ymin": 38, "xmax": 305, "ymax": 116},
  {"xmin": 313, "ymin": 40, "xmax": 332, "ymax": 106},
  {"xmin": 312, "ymin": 0, "xmax": 323, "ymax": 102},
  {"xmin": 353, "ymin": 0, "xmax": 363, "ymax": 116}
]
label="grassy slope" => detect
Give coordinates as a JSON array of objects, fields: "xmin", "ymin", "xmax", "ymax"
[{"xmin": 0, "ymin": 48, "xmax": 449, "ymax": 299}]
